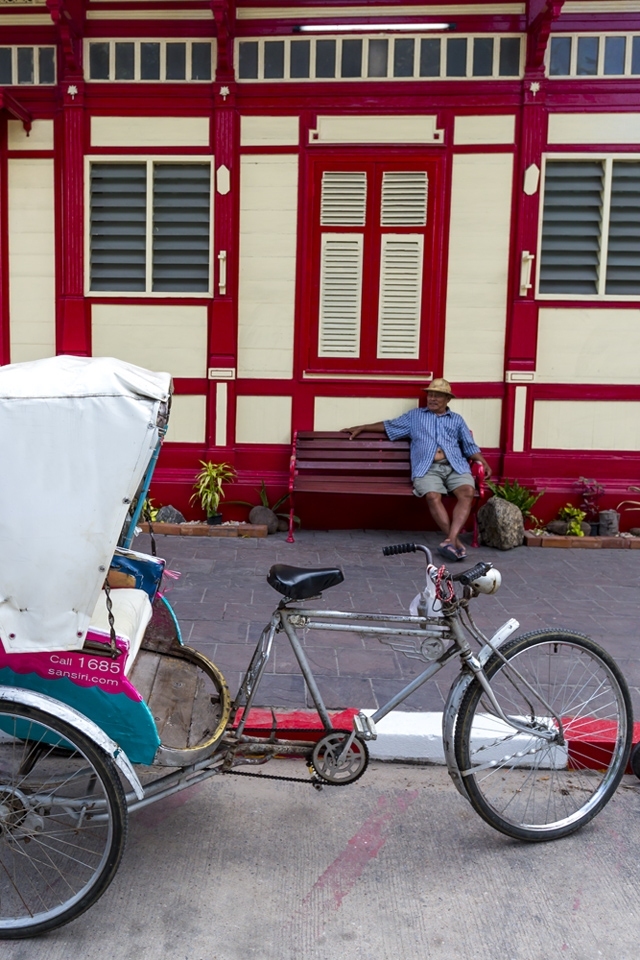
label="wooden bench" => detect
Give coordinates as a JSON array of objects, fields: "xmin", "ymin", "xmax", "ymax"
[{"xmin": 286, "ymin": 430, "xmax": 487, "ymax": 546}]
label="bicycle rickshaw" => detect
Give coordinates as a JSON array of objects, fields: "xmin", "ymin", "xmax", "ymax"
[{"xmin": 0, "ymin": 356, "xmax": 634, "ymax": 938}]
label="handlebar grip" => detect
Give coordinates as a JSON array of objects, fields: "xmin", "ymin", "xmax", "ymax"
[
  {"xmin": 382, "ymin": 543, "xmax": 416, "ymax": 557},
  {"xmin": 451, "ymin": 561, "xmax": 493, "ymax": 585}
]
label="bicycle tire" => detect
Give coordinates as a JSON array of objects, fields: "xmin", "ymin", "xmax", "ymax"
[
  {"xmin": 0, "ymin": 701, "xmax": 128, "ymax": 938},
  {"xmin": 454, "ymin": 630, "xmax": 633, "ymax": 842}
]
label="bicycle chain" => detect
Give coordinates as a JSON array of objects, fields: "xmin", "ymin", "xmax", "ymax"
[{"xmin": 222, "ymin": 763, "xmax": 346, "ymax": 790}]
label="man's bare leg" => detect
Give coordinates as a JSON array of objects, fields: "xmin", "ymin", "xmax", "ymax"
[
  {"xmin": 448, "ymin": 485, "xmax": 475, "ymax": 554},
  {"xmin": 425, "ymin": 492, "xmax": 451, "ymax": 541}
]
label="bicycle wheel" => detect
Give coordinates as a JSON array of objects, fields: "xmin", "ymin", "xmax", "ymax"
[
  {"xmin": 0, "ymin": 701, "xmax": 128, "ymax": 938},
  {"xmin": 454, "ymin": 630, "xmax": 633, "ymax": 842}
]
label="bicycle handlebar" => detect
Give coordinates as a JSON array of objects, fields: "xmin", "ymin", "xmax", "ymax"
[
  {"xmin": 382, "ymin": 543, "xmax": 416, "ymax": 556},
  {"xmin": 451, "ymin": 561, "xmax": 493, "ymax": 585}
]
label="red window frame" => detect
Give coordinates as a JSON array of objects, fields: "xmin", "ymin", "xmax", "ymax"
[{"xmin": 301, "ymin": 150, "xmax": 446, "ymax": 376}]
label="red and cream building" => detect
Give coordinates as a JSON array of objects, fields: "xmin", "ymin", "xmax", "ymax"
[{"xmin": 1, "ymin": 0, "xmax": 640, "ymax": 523}]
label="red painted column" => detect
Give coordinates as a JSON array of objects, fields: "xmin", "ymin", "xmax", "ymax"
[
  {"xmin": 208, "ymin": 0, "xmax": 238, "ymax": 452},
  {"xmin": 57, "ymin": 79, "xmax": 87, "ymax": 355}
]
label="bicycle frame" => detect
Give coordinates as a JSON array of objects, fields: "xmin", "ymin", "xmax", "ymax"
[{"xmin": 228, "ymin": 599, "xmax": 557, "ymax": 764}]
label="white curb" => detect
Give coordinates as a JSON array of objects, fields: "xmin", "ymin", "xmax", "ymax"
[{"xmin": 362, "ymin": 710, "xmax": 446, "ymax": 763}]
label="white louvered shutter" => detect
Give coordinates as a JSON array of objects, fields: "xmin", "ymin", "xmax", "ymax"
[
  {"xmin": 318, "ymin": 235, "xmax": 364, "ymax": 357},
  {"xmin": 605, "ymin": 161, "xmax": 640, "ymax": 295},
  {"xmin": 539, "ymin": 160, "xmax": 604, "ymax": 295},
  {"xmin": 152, "ymin": 163, "xmax": 211, "ymax": 292},
  {"xmin": 320, "ymin": 171, "xmax": 367, "ymax": 225},
  {"xmin": 377, "ymin": 235, "xmax": 423, "ymax": 359},
  {"xmin": 381, "ymin": 171, "xmax": 427, "ymax": 226},
  {"xmin": 90, "ymin": 163, "xmax": 147, "ymax": 291}
]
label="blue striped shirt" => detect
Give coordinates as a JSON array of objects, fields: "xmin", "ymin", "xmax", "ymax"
[{"xmin": 384, "ymin": 407, "xmax": 480, "ymax": 479}]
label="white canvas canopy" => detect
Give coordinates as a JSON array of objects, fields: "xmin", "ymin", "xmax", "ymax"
[{"xmin": 0, "ymin": 355, "xmax": 172, "ymax": 653}]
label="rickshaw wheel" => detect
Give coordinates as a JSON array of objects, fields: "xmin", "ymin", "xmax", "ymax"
[
  {"xmin": 630, "ymin": 742, "xmax": 640, "ymax": 780},
  {"xmin": 0, "ymin": 701, "xmax": 128, "ymax": 939}
]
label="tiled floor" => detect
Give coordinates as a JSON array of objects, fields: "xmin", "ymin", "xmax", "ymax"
[{"xmin": 136, "ymin": 529, "xmax": 640, "ymax": 716}]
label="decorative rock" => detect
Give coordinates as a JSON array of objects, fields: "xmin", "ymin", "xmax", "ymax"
[
  {"xmin": 156, "ymin": 505, "xmax": 186, "ymax": 524},
  {"xmin": 599, "ymin": 510, "xmax": 620, "ymax": 536},
  {"xmin": 546, "ymin": 520, "xmax": 568, "ymax": 536},
  {"xmin": 631, "ymin": 528, "xmax": 640, "ymax": 537},
  {"xmin": 477, "ymin": 497, "xmax": 524, "ymax": 550},
  {"xmin": 249, "ymin": 505, "xmax": 279, "ymax": 534},
  {"xmin": 277, "ymin": 517, "xmax": 289, "ymax": 533}
]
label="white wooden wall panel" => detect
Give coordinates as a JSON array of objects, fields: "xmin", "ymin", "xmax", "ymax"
[
  {"xmin": 164, "ymin": 395, "xmax": 207, "ymax": 444},
  {"xmin": 512, "ymin": 387, "xmax": 527, "ymax": 453},
  {"xmin": 532, "ymin": 401, "xmax": 640, "ymax": 450},
  {"xmin": 314, "ymin": 396, "xmax": 417, "ymax": 431},
  {"xmin": 238, "ymin": 156, "xmax": 298, "ymax": 378},
  {"xmin": 92, "ymin": 304, "xmax": 208, "ymax": 377},
  {"xmin": 236, "ymin": 395, "xmax": 292, "ymax": 444},
  {"xmin": 537, "ymin": 309, "xmax": 640, "ymax": 383},
  {"xmin": 453, "ymin": 114, "xmax": 516, "ymax": 145},
  {"xmin": 443, "ymin": 153, "xmax": 513, "ymax": 381},
  {"xmin": 8, "ymin": 120, "xmax": 54, "ymax": 151},
  {"xmin": 240, "ymin": 115, "xmax": 299, "ymax": 146},
  {"xmin": 448, "ymin": 398, "xmax": 502, "ymax": 448},
  {"xmin": 547, "ymin": 113, "xmax": 640, "ymax": 145},
  {"xmin": 8, "ymin": 159, "xmax": 56, "ymax": 363},
  {"xmin": 91, "ymin": 116, "xmax": 210, "ymax": 147},
  {"xmin": 310, "ymin": 115, "xmax": 443, "ymax": 144}
]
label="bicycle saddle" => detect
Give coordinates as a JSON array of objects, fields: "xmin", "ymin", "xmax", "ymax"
[{"xmin": 267, "ymin": 564, "xmax": 344, "ymax": 600}]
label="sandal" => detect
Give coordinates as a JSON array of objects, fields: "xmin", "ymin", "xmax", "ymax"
[
  {"xmin": 455, "ymin": 547, "xmax": 467, "ymax": 561},
  {"xmin": 438, "ymin": 543, "xmax": 462, "ymax": 563}
]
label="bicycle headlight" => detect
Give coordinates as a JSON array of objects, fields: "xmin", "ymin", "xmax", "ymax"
[{"xmin": 472, "ymin": 568, "xmax": 501, "ymax": 595}]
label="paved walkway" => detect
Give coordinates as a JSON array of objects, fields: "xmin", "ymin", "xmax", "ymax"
[{"xmin": 136, "ymin": 529, "xmax": 640, "ymax": 718}]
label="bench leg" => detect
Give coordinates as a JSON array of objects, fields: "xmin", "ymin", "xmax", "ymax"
[
  {"xmin": 287, "ymin": 501, "xmax": 295, "ymax": 543},
  {"xmin": 471, "ymin": 512, "xmax": 479, "ymax": 549}
]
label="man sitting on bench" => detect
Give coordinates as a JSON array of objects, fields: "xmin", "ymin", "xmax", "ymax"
[{"xmin": 342, "ymin": 378, "xmax": 492, "ymax": 562}]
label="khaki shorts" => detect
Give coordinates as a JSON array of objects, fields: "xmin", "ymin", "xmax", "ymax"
[{"xmin": 413, "ymin": 461, "xmax": 474, "ymax": 497}]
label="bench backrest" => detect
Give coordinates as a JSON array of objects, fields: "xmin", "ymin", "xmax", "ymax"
[{"xmin": 293, "ymin": 431, "xmax": 411, "ymax": 481}]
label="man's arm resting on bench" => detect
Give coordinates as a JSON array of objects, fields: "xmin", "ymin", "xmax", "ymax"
[{"xmin": 341, "ymin": 421, "xmax": 387, "ymax": 440}]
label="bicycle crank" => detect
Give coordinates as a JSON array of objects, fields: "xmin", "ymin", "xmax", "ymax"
[{"xmin": 311, "ymin": 732, "xmax": 369, "ymax": 785}]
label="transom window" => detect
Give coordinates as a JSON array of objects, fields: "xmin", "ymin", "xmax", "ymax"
[
  {"xmin": 539, "ymin": 157, "xmax": 640, "ymax": 297},
  {"xmin": 0, "ymin": 47, "xmax": 55, "ymax": 85},
  {"xmin": 237, "ymin": 35, "xmax": 522, "ymax": 81},
  {"xmin": 88, "ymin": 161, "xmax": 212, "ymax": 295},
  {"xmin": 548, "ymin": 34, "xmax": 640, "ymax": 77},
  {"xmin": 86, "ymin": 41, "xmax": 215, "ymax": 82}
]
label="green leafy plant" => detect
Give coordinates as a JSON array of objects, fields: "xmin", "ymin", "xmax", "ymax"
[
  {"xmin": 558, "ymin": 503, "xmax": 587, "ymax": 537},
  {"xmin": 143, "ymin": 497, "xmax": 160, "ymax": 522},
  {"xmin": 486, "ymin": 478, "xmax": 544, "ymax": 520},
  {"xmin": 228, "ymin": 480, "xmax": 300, "ymax": 527},
  {"xmin": 190, "ymin": 461, "xmax": 236, "ymax": 518}
]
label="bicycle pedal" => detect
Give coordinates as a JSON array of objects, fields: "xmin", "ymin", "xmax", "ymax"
[{"xmin": 353, "ymin": 712, "xmax": 377, "ymax": 741}]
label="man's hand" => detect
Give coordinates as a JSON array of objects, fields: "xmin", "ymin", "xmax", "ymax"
[
  {"xmin": 341, "ymin": 425, "xmax": 365, "ymax": 440},
  {"xmin": 472, "ymin": 455, "xmax": 492, "ymax": 480},
  {"xmin": 340, "ymin": 422, "xmax": 386, "ymax": 441}
]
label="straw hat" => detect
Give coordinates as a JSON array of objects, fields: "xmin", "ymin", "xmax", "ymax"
[{"xmin": 424, "ymin": 377, "xmax": 455, "ymax": 398}]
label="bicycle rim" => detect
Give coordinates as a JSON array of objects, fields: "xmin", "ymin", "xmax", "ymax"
[
  {"xmin": 0, "ymin": 702, "xmax": 127, "ymax": 938},
  {"xmin": 454, "ymin": 630, "xmax": 633, "ymax": 841}
]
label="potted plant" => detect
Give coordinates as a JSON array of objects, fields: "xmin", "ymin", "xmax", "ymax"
[
  {"xmin": 190, "ymin": 461, "xmax": 235, "ymax": 525},
  {"xmin": 575, "ymin": 477, "xmax": 605, "ymax": 535}
]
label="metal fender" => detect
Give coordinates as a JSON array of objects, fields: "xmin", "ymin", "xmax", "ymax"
[
  {"xmin": 442, "ymin": 618, "xmax": 520, "ymax": 800},
  {"xmin": 0, "ymin": 686, "xmax": 144, "ymax": 800}
]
